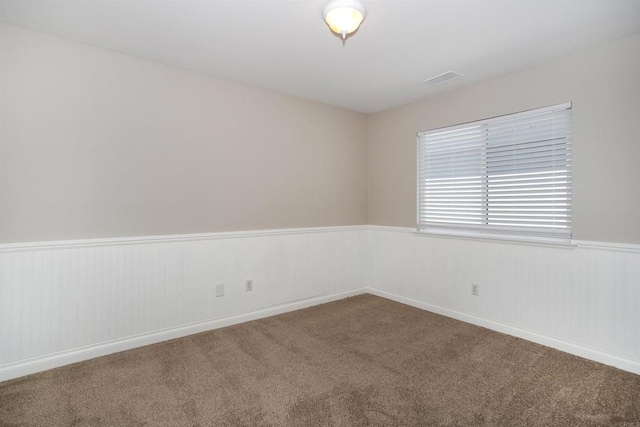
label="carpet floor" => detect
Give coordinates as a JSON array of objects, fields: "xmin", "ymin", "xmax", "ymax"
[{"xmin": 1, "ymin": 294, "xmax": 639, "ymax": 426}]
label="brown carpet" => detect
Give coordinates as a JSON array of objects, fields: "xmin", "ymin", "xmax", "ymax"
[{"xmin": 1, "ymin": 294, "xmax": 639, "ymax": 426}]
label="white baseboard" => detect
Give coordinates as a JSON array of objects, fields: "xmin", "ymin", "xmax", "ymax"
[
  {"xmin": 3, "ymin": 286, "xmax": 639, "ymax": 382},
  {"xmin": 367, "ymin": 288, "xmax": 640, "ymax": 376},
  {"xmin": 0, "ymin": 287, "xmax": 367, "ymax": 383}
]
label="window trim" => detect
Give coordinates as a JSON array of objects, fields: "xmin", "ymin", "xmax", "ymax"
[
  {"xmin": 416, "ymin": 102, "xmax": 572, "ymax": 244},
  {"xmin": 413, "ymin": 226, "xmax": 577, "ymax": 248}
]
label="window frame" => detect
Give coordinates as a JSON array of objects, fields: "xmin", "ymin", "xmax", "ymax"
[{"xmin": 416, "ymin": 102, "xmax": 573, "ymax": 245}]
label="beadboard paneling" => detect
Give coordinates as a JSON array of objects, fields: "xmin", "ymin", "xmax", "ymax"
[
  {"xmin": 3, "ymin": 225, "xmax": 639, "ymax": 381},
  {"xmin": 367, "ymin": 226, "xmax": 640, "ymax": 374},
  {"xmin": 0, "ymin": 227, "xmax": 367, "ymax": 381}
]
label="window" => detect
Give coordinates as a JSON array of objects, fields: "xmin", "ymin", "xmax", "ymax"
[{"xmin": 417, "ymin": 103, "xmax": 572, "ymax": 242}]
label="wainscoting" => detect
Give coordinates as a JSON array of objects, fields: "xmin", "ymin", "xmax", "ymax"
[
  {"xmin": 368, "ymin": 226, "xmax": 640, "ymax": 375},
  {"xmin": 0, "ymin": 227, "xmax": 368, "ymax": 381},
  {"xmin": 2, "ymin": 225, "xmax": 639, "ymax": 381}
]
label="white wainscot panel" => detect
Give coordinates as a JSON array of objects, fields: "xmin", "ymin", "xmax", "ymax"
[
  {"xmin": 3, "ymin": 225, "xmax": 639, "ymax": 380},
  {"xmin": 0, "ymin": 227, "xmax": 368, "ymax": 381},
  {"xmin": 367, "ymin": 227, "xmax": 640, "ymax": 374}
]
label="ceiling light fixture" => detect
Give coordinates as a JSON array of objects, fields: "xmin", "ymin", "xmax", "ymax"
[{"xmin": 322, "ymin": 0, "xmax": 367, "ymax": 43}]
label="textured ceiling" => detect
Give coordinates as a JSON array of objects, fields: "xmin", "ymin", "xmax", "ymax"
[{"xmin": 2, "ymin": 0, "xmax": 640, "ymax": 113}]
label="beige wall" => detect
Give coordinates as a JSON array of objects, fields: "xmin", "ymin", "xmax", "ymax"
[
  {"xmin": 368, "ymin": 34, "xmax": 640, "ymax": 244},
  {"xmin": 0, "ymin": 24, "xmax": 368, "ymax": 243},
  {"xmin": 3, "ymin": 23, "xmax": 639, "ymax": 245}
]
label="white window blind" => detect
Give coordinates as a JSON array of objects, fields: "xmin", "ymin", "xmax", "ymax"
[{"xmin": 418, "ymin": 103, "xmax": 572, "ymax": 240}]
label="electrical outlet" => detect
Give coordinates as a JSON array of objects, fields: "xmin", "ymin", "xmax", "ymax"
[
  {"xmin": 245, "ymin": 280, "xmax": 253, "ymax": 292},
  {"xmin": 471, "ymin": 283, "xmax": 479, "ymax": 296},
  {"xmin": 216, "ymin": 283, "xmax": 225, "ymax": 297}
]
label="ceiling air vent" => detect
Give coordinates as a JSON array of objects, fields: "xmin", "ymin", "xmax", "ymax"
[{"xmin": 424, "ymin": 70, "xmax": 463, "ymax": 86}]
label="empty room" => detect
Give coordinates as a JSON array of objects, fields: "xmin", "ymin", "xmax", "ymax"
[{"xmin": 1, "ymin": 0, "xmax": 640, "ymax": 425}]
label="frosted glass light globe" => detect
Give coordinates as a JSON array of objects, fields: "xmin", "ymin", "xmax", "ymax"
[{"xmin": 322, "ymin": 0, "xmax": 367, "ymax": 40}]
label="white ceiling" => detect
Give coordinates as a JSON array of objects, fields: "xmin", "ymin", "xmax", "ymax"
[{"xmin": 2, "ymin": 0, "xmax": 640, "ymax": 113}]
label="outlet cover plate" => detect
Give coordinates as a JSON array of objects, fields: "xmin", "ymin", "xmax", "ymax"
[
  {"xmin": 471, "ymin": 283, "xmax": 480, "ymax": 296},
  {"xmin": 216, "ymin": 283, "xmax": 225, "ymax": 297}
]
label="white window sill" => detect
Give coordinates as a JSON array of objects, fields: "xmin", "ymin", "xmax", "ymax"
[{"xmin": 413, "ymin": 229, "xmax": 577, "ymax": 249}]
